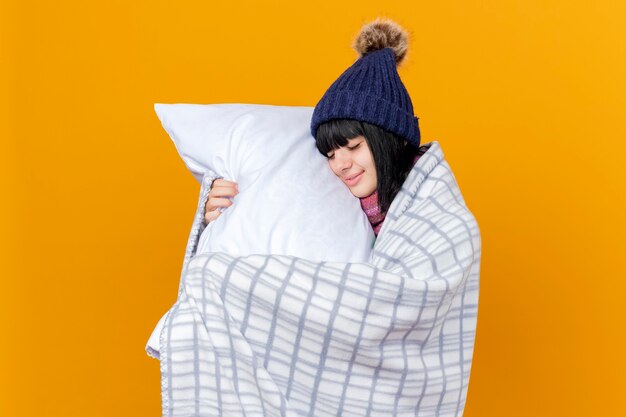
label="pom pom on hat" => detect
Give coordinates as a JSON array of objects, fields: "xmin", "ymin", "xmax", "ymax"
[{"xmin": 353, "ymin": 17, "xmax": 410, "ymax": 66}]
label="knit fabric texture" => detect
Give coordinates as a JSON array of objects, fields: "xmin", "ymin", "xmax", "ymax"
[
  {"xmin": 310, "ymin": 48, "xmax": 421, "ymax": 148},
  {"xmin": 360, "ymin": 191, "xmax": 385, "ymax": 236}
]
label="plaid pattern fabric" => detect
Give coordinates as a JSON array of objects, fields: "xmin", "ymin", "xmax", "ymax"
[{"xmin": 151, "ymin": 141, "xmax": 481, "ymax": 416}]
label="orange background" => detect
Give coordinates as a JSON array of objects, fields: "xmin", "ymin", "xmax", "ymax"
[{"xmin": 1, "ymin": 1, "xmax": 625, "ymax": 416}]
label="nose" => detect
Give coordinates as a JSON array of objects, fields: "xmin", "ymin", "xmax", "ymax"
[{"xmin": 330, "ymin": 149, "xmax": 352, "ymax": 173}]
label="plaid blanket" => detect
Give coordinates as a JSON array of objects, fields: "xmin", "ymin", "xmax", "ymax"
[{"xmin": 148, "ymin": 141, "xmax": 481, "ymax": 416}]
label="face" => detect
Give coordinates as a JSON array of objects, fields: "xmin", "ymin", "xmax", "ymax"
[{"xmin": 326, "ymin": 135, "xmax": 378, "ymax": 198}]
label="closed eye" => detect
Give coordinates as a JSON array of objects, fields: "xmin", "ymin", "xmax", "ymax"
[{"xmin": 327, "ymin": 142, "xmax": 360, "ymax": 159}]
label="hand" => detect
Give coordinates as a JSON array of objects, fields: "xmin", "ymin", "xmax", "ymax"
[{"xmin": 204, "ymin": 179, "xmax": 238, "ymax": 225}]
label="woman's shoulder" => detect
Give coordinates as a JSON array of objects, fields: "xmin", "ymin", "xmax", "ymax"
[
  {"xmin": 411, "ymin": 143, "xmax": 431, "ymax": 165},
  {"xmin": 393, "ymin": 141, "xmax": 478, "ymax": 231},
  {"xmin": 417, "ymin": 143, "xmax": 432, "ymax": 155}
]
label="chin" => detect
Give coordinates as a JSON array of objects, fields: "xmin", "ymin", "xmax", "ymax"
[{"xmin": 349, "ymin": 185, "xmax": 376, "ymax": 198}]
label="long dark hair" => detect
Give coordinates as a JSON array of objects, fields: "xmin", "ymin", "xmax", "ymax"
[{"xmin": 315, "ymin": 118, "xmax": 421, "ymax": 214}]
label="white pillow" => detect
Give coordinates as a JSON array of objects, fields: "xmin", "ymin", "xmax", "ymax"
[{"xmin": 154, "ymin": 103, "xmax": 375, "ymax": 262}]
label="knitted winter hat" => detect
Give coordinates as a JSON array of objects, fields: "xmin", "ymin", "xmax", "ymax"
[{"xmin": 310, "ymin": 18, "xmax": 421, "ymax": 148}]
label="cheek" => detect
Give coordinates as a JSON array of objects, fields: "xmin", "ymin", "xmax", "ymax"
[
  {"xmin": 363, "ymin": 157, "xmax": 377, "ymax": 183},
  {"xmin": 356, "ymin": 148, "xmax": 374, "ymax": 169}
]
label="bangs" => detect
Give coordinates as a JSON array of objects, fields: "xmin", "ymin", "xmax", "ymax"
[{"xmin": 314, "ymin": 119, "xmax": 365, "ymax": 156}]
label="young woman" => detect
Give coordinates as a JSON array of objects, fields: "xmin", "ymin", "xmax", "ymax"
[
  {"xmin": 160, "ymin": 18, "xmax": 481, "ymax": 417},
  {"xmin": 204, "ymin": 18, "xmax": 429, "ymax": 237}
]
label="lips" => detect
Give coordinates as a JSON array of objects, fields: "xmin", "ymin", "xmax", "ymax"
[{"xmin": 344, "ymin": 171, "xmax": 364, "ymax": 186}]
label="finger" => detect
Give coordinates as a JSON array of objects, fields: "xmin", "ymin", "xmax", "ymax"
[
  {"xmin": 205, "ymin": 195, "xmax": 231, "ymax": 212},
  {"xmin": 204, "ymin": 210, "xmax": 221, "ymax": 224},
  {"xmin": 209, "ymin": 185, "xmax": 238, "ymax": 198},
  {"xmin": 206, "ymin": 197, "xmax": 233, "ymax": 212},
  {"xmin": 212, "ymin": 179, "xmax": 238, "ymax": 188}
]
